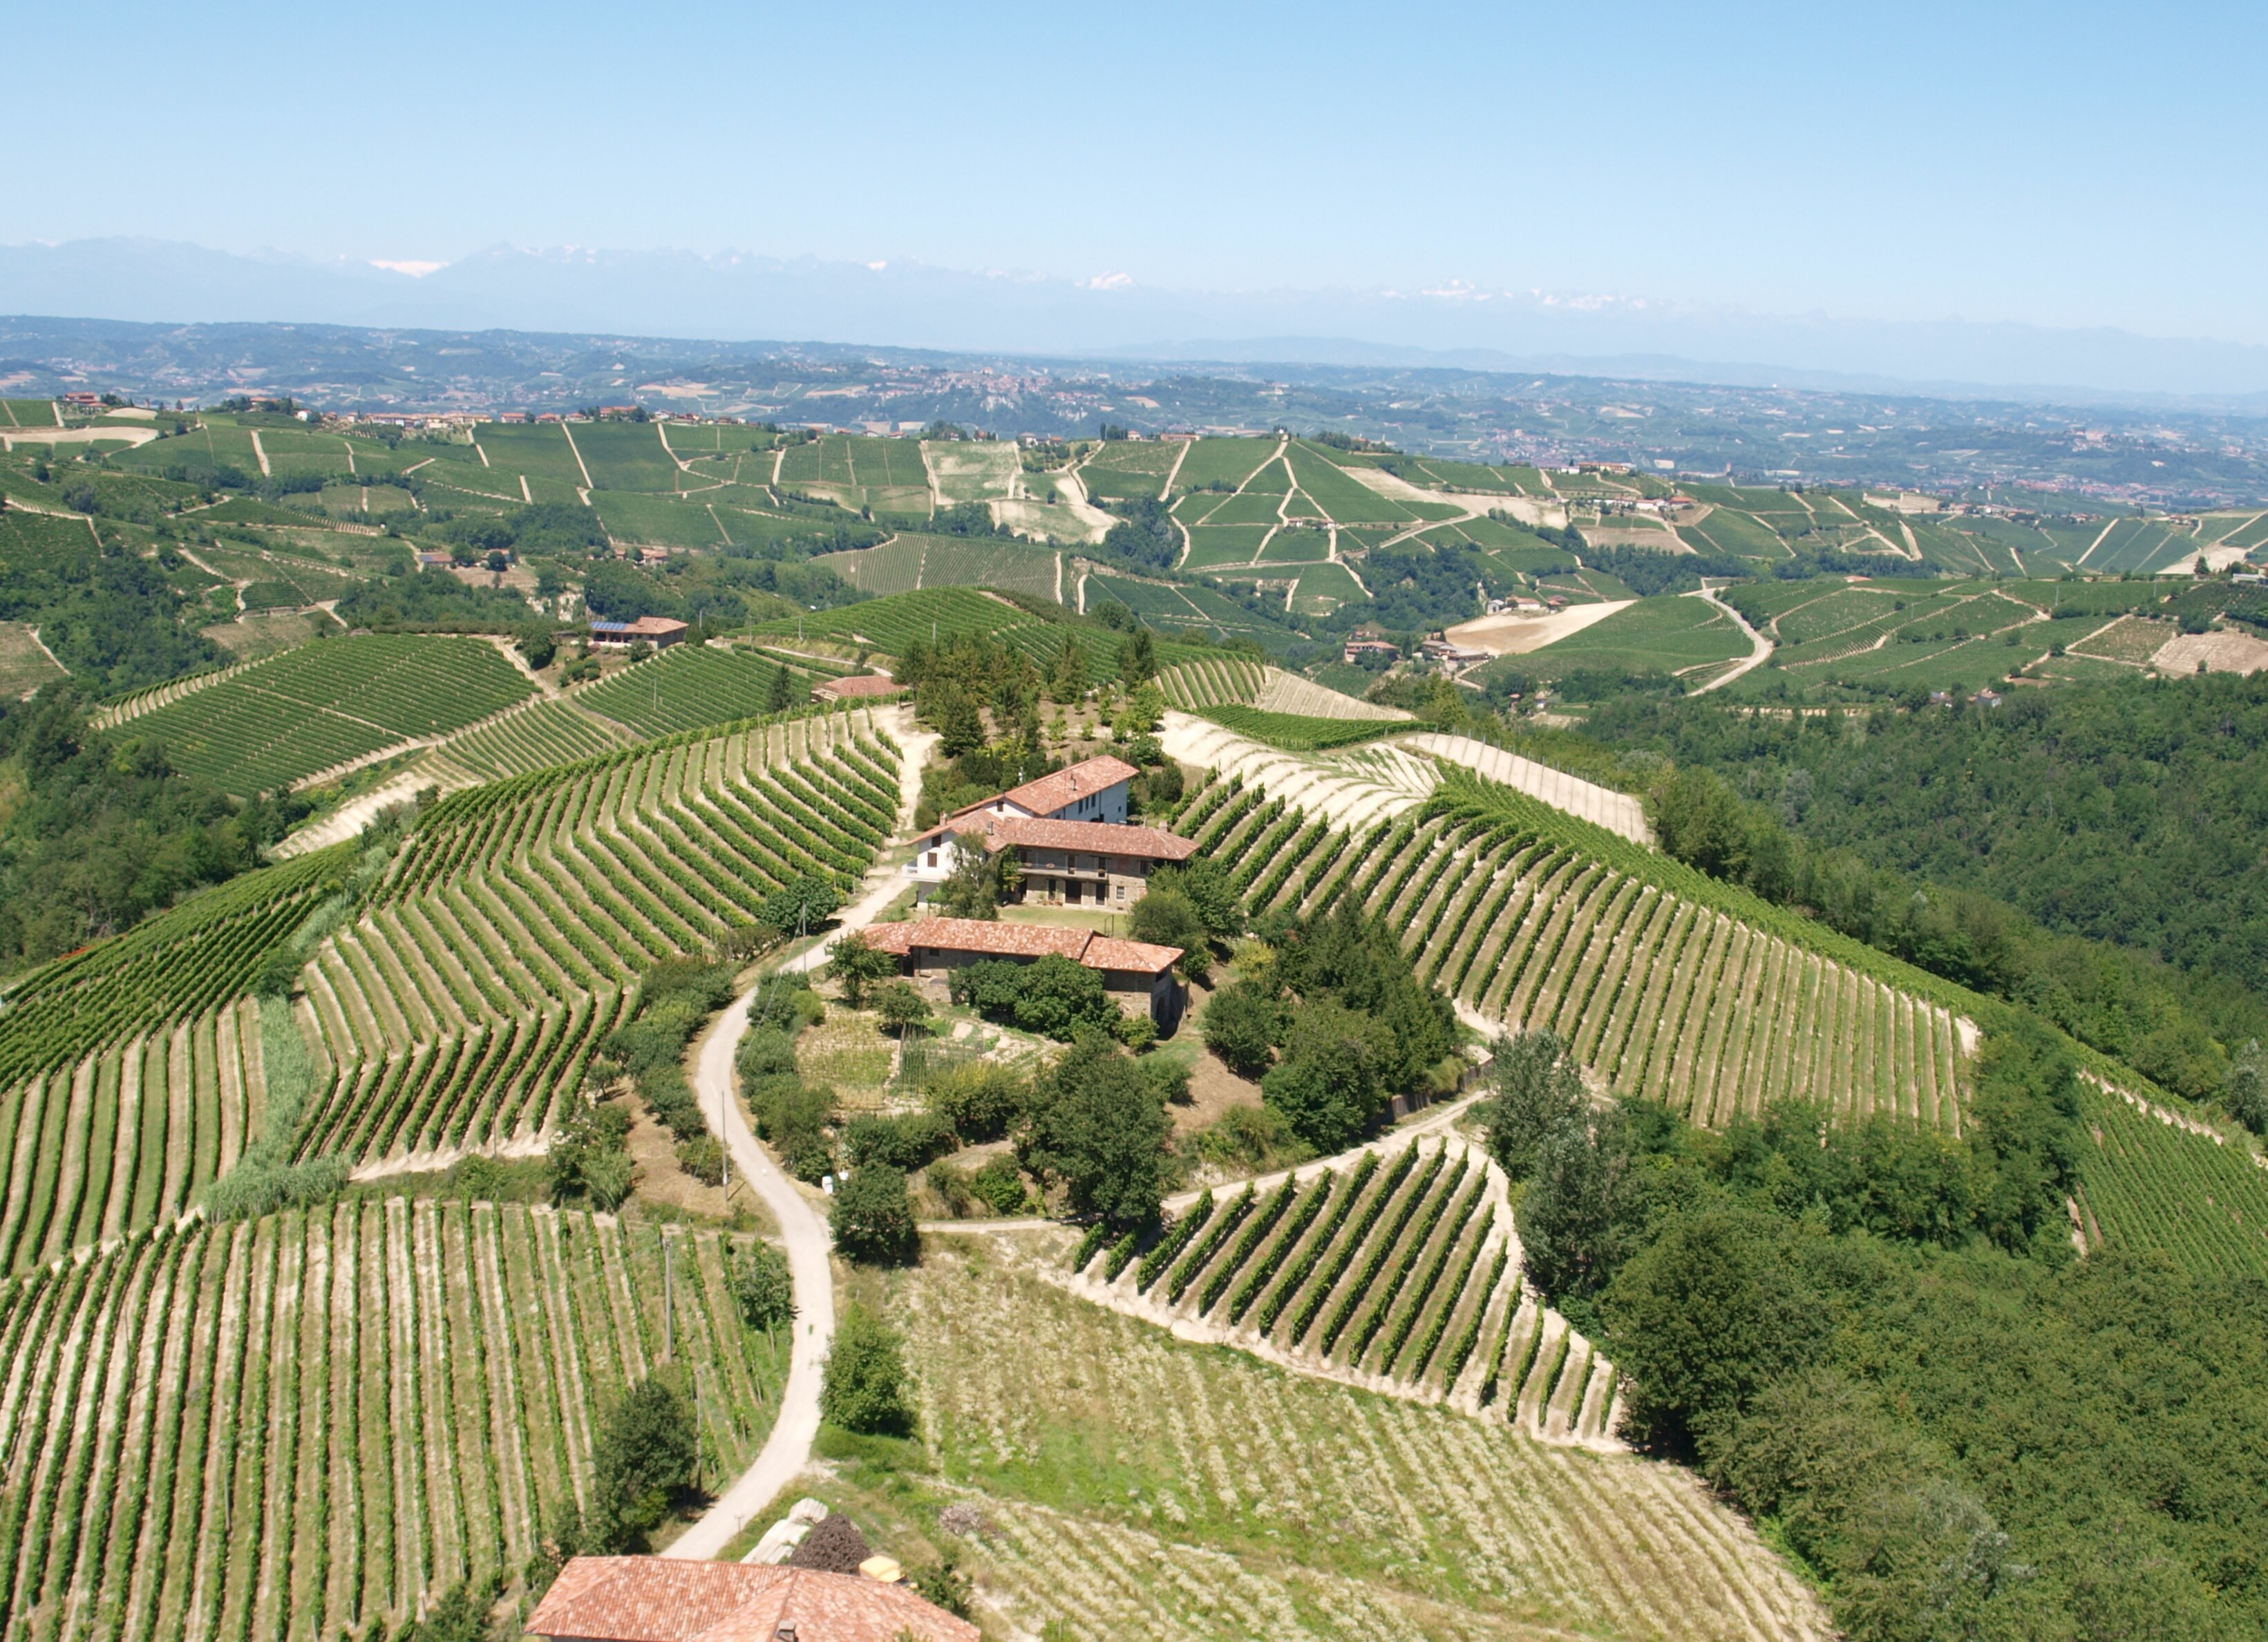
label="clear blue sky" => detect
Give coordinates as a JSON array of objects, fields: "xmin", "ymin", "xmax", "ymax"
[{"xmin": 8, "ymin": 0, "xmax": 2265, "ymax": 343}]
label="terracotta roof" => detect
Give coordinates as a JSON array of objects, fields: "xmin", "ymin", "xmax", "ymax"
[
  {"xmin": 861, "ymin": 918, "xmax": 1181, "ymax": 975},
  {"xmin": 812, "ymin": 673, "xmax": 904, "ymax": 699},
  {"xmin": 984, "ymin": 817, "xmax": 1194, "ymax": 860},
  {"xmin": 1084, "ymin": 934, "xmax": 1189, "ymax": 973},
  {"xmin": 524, "ymin": 1557, "xmax": 977, "ymax": 1642},
  {"xmin": 992, "ymin": 755, "xmax": 1139, "ymax": 818},
  {"xmin": 592, "ymin": 615, "xmax": 690, "ymax": 636}
]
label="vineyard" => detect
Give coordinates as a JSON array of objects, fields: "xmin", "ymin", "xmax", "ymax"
[
  {"xmin": 1193, "ymin": 705, "xmax": 1409, "ymax": 753},
  {"xmin": 1072, "ymin": 1135, "xmax": 1620, "ymax": 1450},
  {"xmin": 290, "ymin": 711, "xmax": 899, "ymax": 1166},
  {"xmin": 576, "ymin": 645, "xmax": 804, "ymax": 738},
  {"xmin": 2075, "ymin": 1081, "xmax": 2268, "ymax": 1278},
  {"xmin": 414, "ymin": 697, "xmax": 635, "ymax": 789},
  {"xmin": 0, "ymin": 1202, "xmax": 781, "ymax": 1641},
  {"xmin": 898, "ymin": 1240, "xmax": 1831, "ymax": 1642},
  {"xmin": 1156, "ymin": 655, "xmax": 1267, "ymax": 711},
  {"xmin": 116, "ymin": 636, "xmax": 536, "ymax": 795},
  {"xmin": 1166, "ymin": 760, "xmax": 1974, "ymax": 1129}
]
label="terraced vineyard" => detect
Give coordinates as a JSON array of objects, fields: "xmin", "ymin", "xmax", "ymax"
[
  {"xmin": 1194, "ymin": 705, "xmax": 1408, "ymax": 753},
  {"xmin": 0, "ymin": 1202, "xmax": 780, "ymax": 1641},
  {"xmin": 576, "ymin": 645, "xmax": 803, "ymax": 738},
  {"xmin": 1156, "ymin": 655, "xmax": 1267, "ymax": 710},
  {"xmin": 1180, "ymin": 758, "xmax": 1974, "ymax": 1129},
  {"xmin": 415, "ymin": 697, "xmax": 635, "ymax": 788},
  {"xmin": 1073, "ymin": 1135, "xmax": 1620, "ymax": 1448},
  {"xmin": 116, "ymin": 636, "xmax": 536, "ymax": 795},
  {"xmin": 292, "ymin": 712, "xmax": 899, "ymax": 1166},
  {"xmin": 901, "ymin": 1240, "xmax": 1829, "ymax": 1642},
  {"xmin": 2075, "ymin": 1082, "xmax": 2268, "ymax": 1278},
  {"xmin": 750, "ymin": 587, "xmax": 1217, "ymax": 683}
]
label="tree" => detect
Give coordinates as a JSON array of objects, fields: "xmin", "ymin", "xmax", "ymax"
[
  {"xmin": 730, "ymin": 1241, "xmax": 795, "ymax": 1339},
  {"xmin": 1017, "ymin": 1032, "xmax": 1170, "ymax": 1228},
  {"xmin": 519, "ymin": 629, "xmax": 556, "ymax": 670},
  {"xmin": 1516, "ymin": 1106, "xmax": 1636, "ymax": 1307},
  {"xmin": 831, "ymin": 1163, "xmax": 918, "ymax": 1264},
  {"xmin": 1483, "ymin": 1029, "xmax": 1587, "ymax": 1180},
  {"xmin": 1151, "ymin": 857, "xmax": 1242, "ymax": 940},
  {"xmin": 925, "ymin": 1061, "xmax": 1027, "ymax": 1142},
  {"xmin": 1118, "ymin": 627, "xmax": 1157, "ymax": 686},
  {"xmin": 873, "ymin": 979, "xmax": 932, "ymax": 1039},
  {"xmin": 825, "ymin": 931, "xmax": 898, "ymax": 1007},
  {"xmin": 1046, "ymin": 633, "xmax": 1088, "ymax": 702},
  {"xmin": 1260, "ymin": 998, "xmax": 1388, "ymax": 1151},
  {"xmin": 821, "ymin": 1302, "xmax": 914, "ymax": 1435},
  {"xmin": 936, "ymin": 844, "xmax": 1012, "ymax": 920},
  {"xmin": 591, "ymin": 1377, "xmax": 698, "ymax": 1550},
  {"xmin": 2229, "ymin": 1040, "xmax": 2268, "ymax": 1136},
  {"xmin": 766, "ymin": 663, "xmax": 793, "ymax": 713},
  {"xmin": 1202, "ymin": 979, "xmax": 1283, "ymax": 1078},
  {"xmin": 758, "ymin": 872, "xmax": 842, "ymax": 938},
  {"xmin": 1127, "ymin": 887, "xmax": 1210, "ymax": 982},
  {"xmin": 1603, "ymin": 1209, "xmax": 1829, "ymax": 1451}
]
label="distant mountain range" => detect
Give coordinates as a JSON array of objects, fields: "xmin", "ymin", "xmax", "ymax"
[{"xmin": 5, "ymin": 238, "xmax": 2268, "ymax": 410}]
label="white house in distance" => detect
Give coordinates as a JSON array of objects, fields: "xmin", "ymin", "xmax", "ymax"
[{"xmin": 907, "ymin": 754, "xmax": 1194, "ymax": 909}]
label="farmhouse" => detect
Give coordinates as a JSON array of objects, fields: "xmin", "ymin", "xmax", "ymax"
[
  {"xmin": 524, "ymin": 1555, "xmax": 978, "ymax": 1642},
  {"xmin": 862, "ymin": 917, "xmax": 1187, "ymax": 1026},
  {"xmin": 589, "ymin": 616, "xmax": 689, "ymax": 649},
  {"xmin": 1343, "ymin": 637, "xmax": 1399, "ymax": 663},
  {"xmin": 904, "ymin": 755, "xmax": 1194, "ymax": 907}
]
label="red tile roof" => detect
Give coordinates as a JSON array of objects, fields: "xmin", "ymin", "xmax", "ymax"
[
  {"xmin": 813, "ymin": 674, "xmax": 904, "ymax": 700},
  {"xmin": 861, "ymin": 917, "xmax": 1181, "ymax": 976},
  {"xmin": 990, "ymin": 755, "xmax": 1138, "ymax": 818},
  {"xmin": 524, "ymin": 1557, "xmax": 978, "ymax": 1642},
  {"xmin": 959, "ymin": 815, "xmax": 1194, "ymax": 862}
]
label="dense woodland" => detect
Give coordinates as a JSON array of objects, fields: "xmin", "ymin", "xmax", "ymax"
[
  {"xmin": 1579, "ymin": 677, "xmax": 2268, "ymax": 1113},
  {"xmin": 1488, "ymin": 1025, "xmax": 2268, "ymax": 1642}
]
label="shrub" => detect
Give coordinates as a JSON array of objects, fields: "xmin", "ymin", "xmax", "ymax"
[
  {"xmin": 970, "ymin": 1155, "xmax": 1030, "ymax": 1216},
  {"xmin": 844, "ymin": 1111, "xmax": 956, "ymax": 1171},
  {"xmin": 925, "ymin": 1159, "xmax": 975, "ymax": 1217},
  {"xmin": 1202, "ymin": 980, "xmax": 1283, "ymax": 1078},
  {"xmin": 674, "ymin": 1135, "xmax": 725, "ymax": 1186},
  {"xmin": 736, "ymin": 1028, "xmax": 799, "ymax": 1082},
  {"xmin": 831, "ymin": 1164, "xmax": 918, "ymax": 1264},
  {"xmin": 950, "ymin": 953, "xmax": 1119, "ymax": 1039},
  {"xmin": 730, "ymin": 1241, "xmax": 795, "ymax": 1334},
  {"xmin": 925, "ymin": 1062, "xmax": 1027, "ymax": 1142},
  {"xmin": 821, "ymin": 1303, "xmax": 914, "ymax": 1435},
  {"xmin": 873, "ymin": 978, "xmax": 933, "ymax": 1038}
]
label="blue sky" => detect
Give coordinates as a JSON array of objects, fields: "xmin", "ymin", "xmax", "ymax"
[{"xmin": 7, "ymin": 0, "xmax": 2265, "ymax": 344}]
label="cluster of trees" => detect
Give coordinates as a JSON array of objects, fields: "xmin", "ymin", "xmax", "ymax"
[
  {"xmin": 596, "ymin": 959, "xmax": 739, "ymax": 1182},
  {"xmin": 1096, "ymin": 496, "xmax": 1179, "ymax": 572},
  {"xmin": 333, "ymin": 567, "xmax": 538, "ymax": 634},
  {"xmin": 1601, "ymin": 682, "xmax": 2268, "ymax": 1115},
  {"xmin": 1203, "ymin": 901, "xmax": 1458, "ymax": 1151},
  {"xmin": 1580, "ymin": 542, "xmax": 1750, "ymax": 597},
  {"xmin": 1488, "ymin": 1024, "xmax": 2268, "ymax": 1640},
  {"xmin": 0, "ymin": 527, "xmax": 219, "ymax": 691},
  {"xmin": 0, "ymin": 692, "xmax": 311, "ymax": 970}
]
